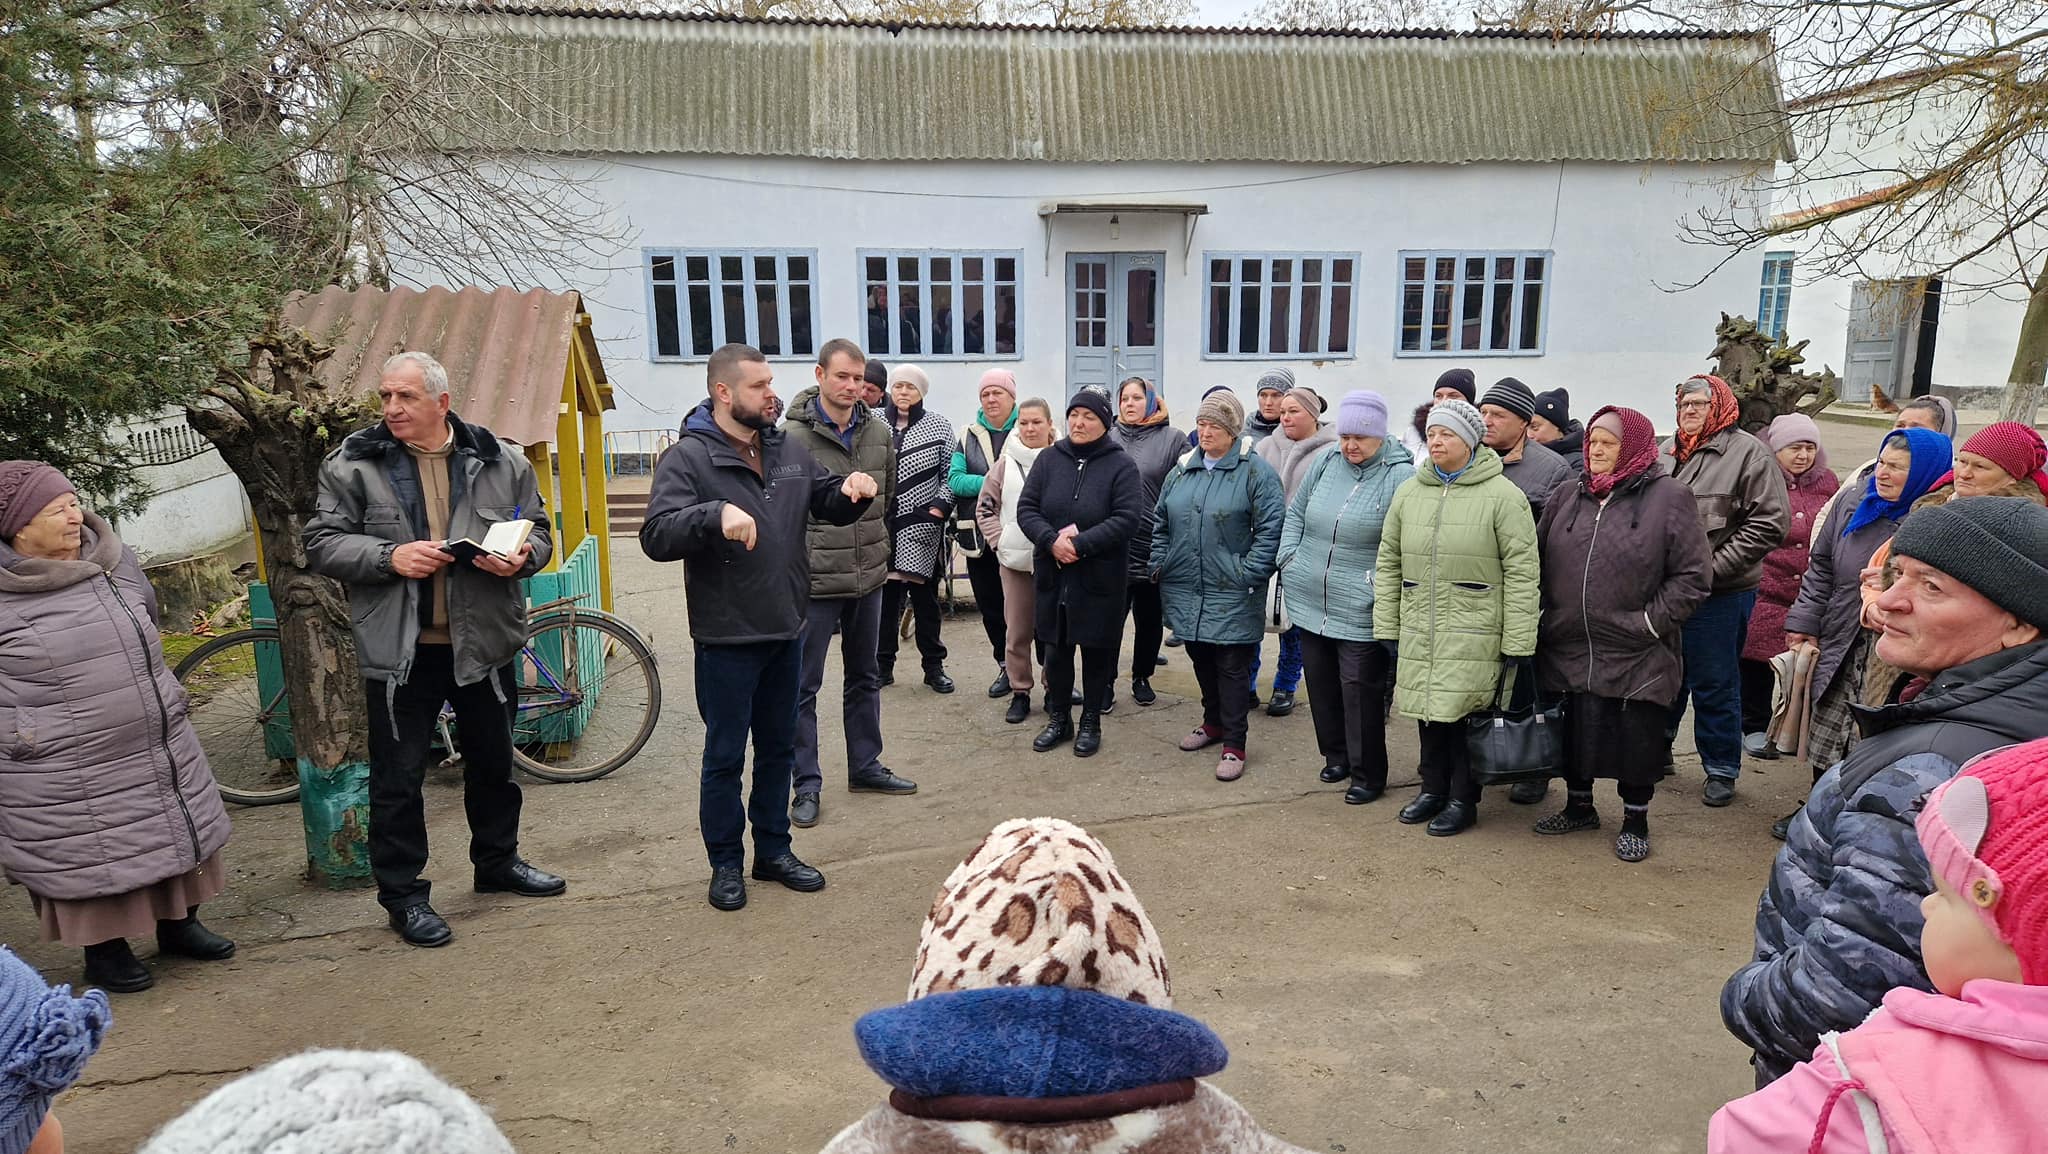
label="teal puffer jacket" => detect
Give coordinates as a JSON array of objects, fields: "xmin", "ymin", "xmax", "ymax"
[
  {"xmin": 1150, "ymin": 445, "xmax": 1286, "ymax": 646},
  {"xmin": 1276, "ymin": 438, "xmax": 1413, "ymax": 641},
  {"xmin": 1372, "ymin": 448, "xmax": 1540, "ymax": 723}
]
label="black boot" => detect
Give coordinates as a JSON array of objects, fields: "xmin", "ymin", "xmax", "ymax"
[
  {"xmin": 1398, "ymin": 792, "xmax": 1449, "ymax": 825},
  {"xmin": 1033, "ymin": 712, "xmax": 1073, "ymax": 752},
  {"xmin": 1005, "ymin": 692, "xmax": 1032, "ymax": 724},
  {"xmin": 156, "ymin": 910, "xmax": 236, "ymax": 961},
  {"xmin": 1074, "ymin": 711, "xmax": 1103, "ymax": 758},
  {"xmin": 82, "ymin": 939, "xmax": 153, "ymax": 993}
]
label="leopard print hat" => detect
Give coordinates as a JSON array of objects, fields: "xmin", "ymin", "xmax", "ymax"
[{"xmin": 909, "ymin": 818, "xmax": 1172, "ymax": 1007}]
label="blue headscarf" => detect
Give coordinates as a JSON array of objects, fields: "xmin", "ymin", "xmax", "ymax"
[{"xmin": 1842, "ymin": 426, "xmax": 1952, "ymax": 537}]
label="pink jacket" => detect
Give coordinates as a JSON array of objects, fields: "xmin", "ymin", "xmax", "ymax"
[{"xmin": 1709, "ymin": 981, "xmax": 2048, "ymax": 1154}]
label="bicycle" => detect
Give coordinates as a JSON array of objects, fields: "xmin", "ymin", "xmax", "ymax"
[{"xmin": 173, "ymin": 596, "xmax": 661, "ymax": 806}]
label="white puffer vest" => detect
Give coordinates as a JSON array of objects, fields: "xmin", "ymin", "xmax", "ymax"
[{"xmin": 995, "ymin": 436, "xmax": 1045, "ymax": 572}]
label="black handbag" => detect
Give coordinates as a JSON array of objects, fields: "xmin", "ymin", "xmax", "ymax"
[{"xmin": 1464, "ymin": 660, "xmax": 1564, "ymax": 786}]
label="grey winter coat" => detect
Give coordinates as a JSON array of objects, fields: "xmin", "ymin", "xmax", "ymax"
[
  {"xmin": 1276, "ymin": 439, "xmax": 1412, "ymax": 641},
  {"xmin": 0, "ymin": 514, "xmax": 232, "ymax": 901},
  {"xmin": 783, "ymin": 388, "xmax": 897, "ymax": 599},
  {"xmin": 1498, "ymin": 441, "xmax": 1576, "ymax": 521},
  {"xmin": 1253, "ymin": 424, "xmax": 1339, "ymax": 501},
  {"xmin": 1721, "ymin": 640, "xmax": 2048, "ymax": 1081},
  {"xmin": 1110, "ymin": 420, "xmax": 1188, "ymax": 580},
  {"xmin": 1660, "ymin": 427, "xmax": 1791, "ymax": 595},
  {"xmin": 1782, "ymin": 494, "xmax": 1897, "ymax": 704},
  {"xmin": 305, "ymin": 413, "xmax": 552, "ymax": 690},
  {"xmin": 1151, "ymin": 445, "xmax": 1287, "ymax": 647}
]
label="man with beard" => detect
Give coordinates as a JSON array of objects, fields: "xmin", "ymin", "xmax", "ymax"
[{"xmin": 640, "ymin": 343, "xmax": 880, "ymax": 911}]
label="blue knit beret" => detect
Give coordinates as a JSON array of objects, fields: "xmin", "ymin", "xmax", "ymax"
[{"xmin": 0, "ymin": 948, "xmax": 109, "ymax": 1154}]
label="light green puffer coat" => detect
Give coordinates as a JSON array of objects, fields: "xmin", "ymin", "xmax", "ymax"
[{"xmin": 1373, "ymin": 447, "xmax": 1540, "ymax": 723}]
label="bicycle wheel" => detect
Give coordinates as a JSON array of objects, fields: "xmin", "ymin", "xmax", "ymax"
[
  {"xmin": 172, "ymin": 628, "xmax": 302, "ymax": 806},
  {"xmin": 511, "ymin": 611, "xmax": 661, "ymax": 783}
]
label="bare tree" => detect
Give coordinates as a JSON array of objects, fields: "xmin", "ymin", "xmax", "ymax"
[{"xmin": 1248, "ymin": 0, "xmax": 1732, "ymax": 30}]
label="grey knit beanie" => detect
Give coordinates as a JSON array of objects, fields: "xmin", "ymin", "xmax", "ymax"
[
  {"xmin": 138, "ymin": 1050, "xmax": 515, "ymax": 1154},
  {"xmin": 1890, "ymin": 498, "xmax": 2048, "ymax": 630},
  {"xmin": 1254, "ymin": 368, "xmax": 1295, "ymax": 396},
  {"xmin": 1196, "ymin": 391, "xmax": 1245, "ymax": 439},
  {"xmin": 1426, "ymin": 399, "xmax": 1485, "ymax": 452}
]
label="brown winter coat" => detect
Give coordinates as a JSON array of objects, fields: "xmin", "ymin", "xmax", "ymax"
[
  {"xmin": 0, "ymin": 514, "xmax": 231, "ymax": 901},
  {"xmin": 1660, "ymin": 426, "xmax": 1791, "ymax": 595}
]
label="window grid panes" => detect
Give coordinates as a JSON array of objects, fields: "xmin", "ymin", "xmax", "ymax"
[
  {"xmin": 1758, "ymin": 252, "xmax": 1794, "ymax": 341},
  {"xmin": 1396, "ymin": 250, "xmax": 1550, "ymax": 356},
  {"xmin": 860, "ymin": 250, "xmax": 1021, "ymax": 360},
  {"xmin": 645, "ymin": 248, "xmax": 815, "ymax": 360},
  {"xmin": 1204, "ymin": 252, "xmax": 1357, "ymax": 359}
]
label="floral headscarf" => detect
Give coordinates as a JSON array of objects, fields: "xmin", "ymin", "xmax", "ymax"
[
  {"xmin": 1672, "ymin": 374, "xmax": 1740, "ymax": 463},
  {"xmin": 1584, "ymin": 406, "xmax": 1661, "ymax": 498}
]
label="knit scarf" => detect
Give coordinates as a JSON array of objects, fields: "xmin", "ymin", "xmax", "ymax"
[
  {"xmin": 1001, "ymin": 431, "xmax": 1046, "ymax": 476},
  {"xmin": 1844, "ymin": 426, "xmax": 1953, "ymax": 537},
  {"xmin": 1672, "ymin": 374, "xmax": 1740, "ymax": 463},
  {"xmin": 1583, "ymin": 406, "xmax": 1661, "ymax": 498}
]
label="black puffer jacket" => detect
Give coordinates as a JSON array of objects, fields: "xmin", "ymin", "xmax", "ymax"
[
  {"xmin": 1722, "ymin": 640, "xmax": 2048, "ymax": 1080},
  {"xmin": 1016, "ymin": 435, "xmax": 1145, "ymax": 649}
]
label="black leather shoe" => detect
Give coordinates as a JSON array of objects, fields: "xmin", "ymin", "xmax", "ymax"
[
  {"xmin": 791, "ymin": 791, "xmax": 821, "ymax": 828},
  {"xmin": 752, "ymin": 852, "xmax": 826, "ymax": 892},
  {"xmin": 1427, "ymin": 800, "xmax": 1478, "ymax": 837},
  {"xmin": 389, "ymin": 904, "xmax": 452, "ymax": 948},
  {"xmin": 1703, "ymin": 777, "xmax": 1737, "ymax": 807},
  {"xmin": 708, "ymin": 865, "xmax": 747, "ymax": 911},
  {"xmin": 1098, "ymin": 688, "xmax": 1115, "ymax": 715},
  {"xmin": 1070, "ymin": 691, "xmax": 1086, "ymax": 706},
  {"xmin": 82, "ymin": 940, "xmax": 154, "ymax": 993},
  {"xmin": 1344, "ymin": 782, "xmax": 1384, "ymax": 805},
  {"xmin": 925, "ymin": 669, "xmax": 956, "ymax": 694},
  {"xmin": 1033, "ymin": 714, "xmax": 1073, "ymax": 752},
  {"xmin": 1771, "ymin": 806, "xmax": 1800, "ymax": 841},
  {"xmin": 1508, "ymin": 779, "xmax": 1550, "ymax": 805},
  {"xmin": 1248, "ymin": 692, "xmax": 1262, "ymax": 710},
  {"xmin": 849, "ymin": 768, "xmax": 917, "ymax": 794},
  {"xmin": 1074, "ymin": 712, "xmax": 1103, "ymax": 758},
  {"xmin": 878, "ymin": 669, "xmax": 895, "ymax": 687},
  {"xmin": 1319, "ymin": 764, "xmax": 1350, "ymax": 784},
  {"xmin": 1005, "ymin": 693, "xmax": 1032, "ymax": 724},
  {"xmin": 1265, "ymin": 690, "xmax": 1296, "ymax": 717},
  {"xmin": 474, "ymin": 859, "xmax": 567, "ymax": 897},
  {"xmin": 156, "ymin": 915, "xmax": 236, "ymax": 961},
  {"xmin": 1398, "ymin": 792, "xmax": 1449, "ymax": 825},
  {"xmin": 1154, "ymin": 654, "xmax": 1168, "ymax": 666},
  {"xmin": 1132, "ymin": 678, "xmax": 1157, "ymax": 706},
  {"xmin": 988, "ymin": 669, "xmax": 1012, "ymax": 699}
]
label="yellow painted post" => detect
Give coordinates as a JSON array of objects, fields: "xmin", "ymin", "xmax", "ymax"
[
  {"xmin": 556, "ymin": 354, "xmax": 588, "ymax": 580},
  {"xmin": 526, "ymin": 442, "xmax": 560, "ymax": 573},
  {"xmin": 579, "ymin": 377, "xmax": 614, "ymax": 613}
]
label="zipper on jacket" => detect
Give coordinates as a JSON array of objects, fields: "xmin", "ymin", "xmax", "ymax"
[
  {"xmin": 106, "ymin": 574, "xmax": 203, "ymax": 860},
  {"xmin": 1323, "ymin": 476, "xmax": 1367, "ymax": 627},
  {"xmin": 1426, "ymin": 482, "xmax": 1449, "ymax": 718},
  {"xmin": 1581, "ymin": 502, "xmax": 1606, "ymax": 691}
]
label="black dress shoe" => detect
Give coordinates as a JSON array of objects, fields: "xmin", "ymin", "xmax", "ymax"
[
  {"xmin": 1770, "ymin": 806, "xmax": 1800, "ymax": 842},
  {"xmin": 1154, "ymin": 654, "xmax": 1168, "ymax": 666},
  {"xmin": 156, "ymin": 915, "xmax": 236, "ymax": 961},
  {"xmin": 1033, "ymin": 714, "xmax": 1073, "ymax": 752},
  {"xmin": 1005, "ymin": 692, "xmax": 1032, "ymax": 724},
  {"xmin": 82, "ymin": 940, "xmax": 154, "ymax": 993},
  {"xmin": 709, "ymin": 865, "xmax": 747, "ymax": 911},
  {"xmin": 1132, "ymin": 678, "xmax": 1157, "ymax": 706},
  {"xmin": 791, "ymin": 791, "xmax": 821, "ymax": 828},
  {"xmin": 1099, "ymin": 689, "xmax": 1115, "ymax": 715},
  {"xmin": 1074, "ymin": 712, "xmax": 1103, "ymax": 758},
  {"xmin": 475, "ymin": 859, "xmax": 567, "ymax": 897},
  {"xmin": 389, "ymin": 904, "xmax": 453, "ymax": 948},
  {"xmin": 1427, "ymin": 800, "xmax": 1478, "ymax": 837},
  {"xmin": 1265, "ymin": 691, "xmax": 1296, "ymax": 717},
  {"xmin": 1319, "ymin": 764, "xmax": 1350, "ymax": 784},
  {"xmin": 1398, "ymin": 792, "xmax": 1449, "ymax": 825},
  {"xmin": 988, "ymin": 669, "xmax": 1012, "ymax": 698},
  {"xmin": 925, "ymin": 669, "xmax": 956, "ymax": 694},
  {"xmin": 752, "ymin": 852, "xmax": 827, "ymax": 892},
  {"xmin": 849, "ymin": 768, "xmax": 917, "ymax": 794},
  {"xmin": 1344, "ymin": 782, "xmax": 1384, "ymax": 805},
  {"xmin": 878, "ymin": 669, "xmax": 895, "ymax": 687},
  {"xmin": 1507, "ymin": 779, "xmax": 1550, "ymax": 805},
  {"xmin": 1071, "ymin": 691, "xmax": 1086, "ymax": 706}
]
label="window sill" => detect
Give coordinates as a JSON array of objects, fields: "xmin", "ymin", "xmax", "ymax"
[
  {"xmin": 1394, "ymin": 349, "xmax": 1546, "ymax": 358},
  {"xmin": 648, "ymin": 354, "xmax": 823, "ymax": 364},
  {"xmin": 1202, "ymin": 352, "xmax": 1356, "ymax": 362}
]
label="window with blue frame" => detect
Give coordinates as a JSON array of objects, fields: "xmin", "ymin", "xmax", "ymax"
[
  {"xmin": 1204, "ymin": 253, "xmax": 1358, "ymax": 359},
  {"xmin": 859, "ymin": 251, "xmax": 1020, "ymax": 359},
  {"xmin": 1758, "ymin": 252, "xmax": 1794, "ymax": 341},
  {"xmin": 1397, "ymin": 251, "xmax": 1550, "ymax": 356},
  {"xmin": 645, "ymin": 248, "xmax": 816, "ymax": 360}
]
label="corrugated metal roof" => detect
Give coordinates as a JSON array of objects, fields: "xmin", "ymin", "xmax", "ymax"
[
  {"xmin": 408, "ymin": 12, "xmax": 1788, "ymax": 163},
  {"xmin": 280, "ymin": 285, "xmax": 613, "ymax": 448}
]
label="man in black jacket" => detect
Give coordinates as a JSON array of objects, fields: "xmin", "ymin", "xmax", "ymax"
[{"xmin": 640, "ymin": 343, "xmax": 879, "ymax": 911}]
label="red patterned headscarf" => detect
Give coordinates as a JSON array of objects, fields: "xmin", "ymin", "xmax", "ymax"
[
  {"xmin": 1672, "ymin": 374, "xmax": 1740, "ymax": 463},
  {"xmin": 1584, "ymin": 406, "xmax": 1661, "ymax": 497}
]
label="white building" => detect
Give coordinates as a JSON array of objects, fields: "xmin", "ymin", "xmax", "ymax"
[
  {"xmin": 106, "ymin": 411, "xmax": 252, "ymax": 566},
  {"xmin": 415, "ymin": 12, "xmax": 1789, "ymax": 430}
]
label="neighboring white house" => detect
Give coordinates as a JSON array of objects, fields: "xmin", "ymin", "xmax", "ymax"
[
  {"xmin": 106, "ymin": 410, "xmax": 252, "ymax": 565},
  {"xmin": 408, "ymin": 13, "xmax": 1789, "ymax": 429}
]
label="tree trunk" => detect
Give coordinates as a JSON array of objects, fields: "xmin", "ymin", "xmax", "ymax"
[
  {"xmin": 1998, "ymin": 259, "xmax": 2048, "ymax": 425},
  {"xmin": 188, "ymin": 328, "xmax": 380, "ymax": 888}
]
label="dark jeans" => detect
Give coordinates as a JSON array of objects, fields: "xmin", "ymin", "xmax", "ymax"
[
  {"xmin": 364, "ymin": 645, "xmax": 522, "ymax": 913},
  {"xmin": 695, "ymin": 639, "xmax": 801, "ymax": 870},
  {"xmin": 1739, "ymin": 657, "xmax": 1775, "ymax": 735},
  {"xmin": 879, "ymin": 578, "xmax": 947, "ymax": 675},
  {"xmin": 795, "ymin": 590, "xmax": 884, "ymax": 795},
  {"xmin": 963, "ymin": 552, "xmax": 1007, "ymax": 667},
  {"xmin": 1418, "ymin": 718, "xmax": 1480, "ymax": 805},
  {"xmin": 1043, "ymin": 641, "xmax": 1115, "ymax": 718},
  {"xmin": 1249, "ymin": 627, "xmax": 1304, "ymax": 695},
  {"xmin": 1185, "ymin": 641, "xmax": 1256, "ymax": 751},
  {"xmin": 1668, "ymin": 590, "xmax": 1756, "ymax": 780},
  {"xmin": 1125, "ymin": 581, "xmax": 1164, "ymax": 681},
  {"xmin": 1299, "ymin": 631, "xmax": 1390, "ymax": 789}
]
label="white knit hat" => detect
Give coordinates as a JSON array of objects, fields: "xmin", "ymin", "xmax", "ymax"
[{"xmin": 137, "ymin": 1050, "xmax": 515, "ymax": 1154}]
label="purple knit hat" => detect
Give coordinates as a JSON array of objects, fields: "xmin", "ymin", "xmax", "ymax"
[{"xmin": 0, "ymin": 463, "xmax": 76, "ymax": 541}]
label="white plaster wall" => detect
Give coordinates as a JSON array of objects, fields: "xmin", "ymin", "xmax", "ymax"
[
  {"xmin": 408, "ymin": 156, "xmax": 1767, "ymax": 434},
  {"xmin": 105, "ymin": 413, "xmax": 253, "ymax": 565}
]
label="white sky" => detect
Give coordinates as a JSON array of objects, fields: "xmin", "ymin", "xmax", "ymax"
[{"xmin": 1190, "ymin": 0, "xmax": 1263, "ymax": 24}]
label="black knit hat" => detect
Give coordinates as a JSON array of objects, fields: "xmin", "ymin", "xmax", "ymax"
[
  {"xmin": 863, "ymin": 358, "xmax": 889, "ymax": 388},
  {"xmin": 1067, "ymin": 387, "xmax": 1114, "ymax": 429},
  {"xmin": 1433, "ymin": 368, "xmax": 1477, "ymax": 404},
  {"xmin": 1534, "ymin": 388, "xmax": 1570, "ymax": 429},
  {"xmin": 1890, "ymin": 498, "xmax": 2048, "ymax": 629},
  {"xmin": 1479, "ymin": 377, "xmax": 1537, "ymax": 423}
]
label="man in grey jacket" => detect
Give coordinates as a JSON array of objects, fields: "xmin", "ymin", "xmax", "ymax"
[
  {"xmin": 781, "ymin": 339, "xmax": 914, "ymax": 830},
  {"xmin": 305, "ymin": 351, "xmax": 565, "ymax": 948}
]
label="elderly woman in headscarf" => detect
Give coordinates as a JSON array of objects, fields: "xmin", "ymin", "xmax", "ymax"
[
  {"xmin": 1532, "ymin": 408, "xmax": 1711, "ymax": 861},
  {"xmin": 876, "ymin": 365, "xmax": 959, "ymax": 693},
  {"xmin": 1111, "ymin": 376, "xmax": 1185, "ymax": 710},
  {"xmin": 1740, "ymin": 414, "xmax": 1840, "ymax": 757},
  {"xmin": 0, "ymin": 462, "xmax": 234, "ymax": 994}
]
